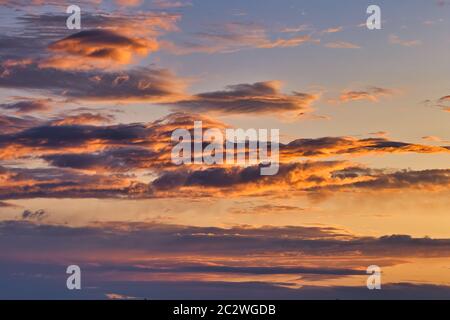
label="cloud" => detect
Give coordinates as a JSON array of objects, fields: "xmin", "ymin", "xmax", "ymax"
[
  {"xmin": 281, "ymin": 25, "xmax": 310, "ymax": 33},
  {"xmin": 1, "ymin": 220, "xmax": 449, "ymax": 259},
  {"xmin": 422, "ymin": 95, "xmax": 450, "ymax": 112},
  {"xmin": 339, "ymin": 87, "xmax": 395, "ymax": 103},
  {"xmin": 2, "ymin": 272, "xmax": 450, "ymax": 299},
  {"xmin": 16, "ymin": 11, "xmax": 179, "ymax": 39},
  {"xmin": 161, "ymin": 22, "xmax": 318, "ymax": 54},
  {"xmin": 0, "ymin": 201, "xmax": 18, "ymax": 208},
  {"xmin": 0, "ymin": 11, "xmax": 180, "ymax": 64},
  {"xmin": 422, "ymin": 135, "xmax": 449, "ymax": 143},
  {"xmin": 0, "ymin": 160, "xmax": 448, "ymax": 201},
  {"xmin": 389, "ymin": 34, "xmax": 422, "ymax": 47},
  {"xmin": 0, "ymin": 112, "xmax": 447, "ymax": 200},
  {"xmin": 51, "ymin": 113, "xmax": 115, "ymax": 126},
  {"xmin": 0, "ymin": 99, "xmax": 52, "ymax": 114},
  {"xmin": 0, "ymin": 166, "xmax": 149, "ymax": 200},
  {"xmin": 321, "ymin": 27, "xmax": 343, "ymax": 34},
  {"xmin": 41, "ymin": 29, "xmax": 159, "ymax": 70},
  {"xmin": 0, "ymin": 220, "xmax": 450, "ymax": 270},
  {"xmin": 150, "ymin": 164, "xmax": 450, "ymax": 197},
  {"xmin": 229, "ymin": 204, "xmax": 305, "ymax": 215},
  {"xmin": 0, "ymin": 63, "xmax": 186, "ymax": 102},
  {"xmin": 436, "ymin": 95, "xmax": 450, "ymax": 112},
  {"xmin": 369, "ymin": 131, "xmax": 389, "ymax": 138},
  {"xmin": 0, "ymin": 112, "xmax": 223, "ymax": 161},
  {"xmin": 258, "ymin": 35, "xmax": 316, "ymax": 49},
  {"xmin": 149, "ymin": 162, "xmax": 352, "ymax": 194},
  {"xmin": 0, "ymin": 0, "xmax": 101, "ymax": 9},
  {"xmin": 105, "ymin": 293, "xmax": 137, "ymax": 300},
  {"xmin": 328, "ymin": 168, "xmax": 450, "ymax": 192},
  {"xmin": 88, "ymin": 263, "xmax": 366, "ymax": 277},
  {"xmin": 0, "ymin": 112, "xmax": 447, "ymax": 179},
  {"xmin": 9, "ymin": 71, "xmax": 318, "ymax": 117},
  {"xmin": 324, "ymin": 41, "xmax": 360, "ymax": 49},
  {"xmin": 42, "ymin": 147, "xmax": 162, "ymax": 172},
  {"xmin": 169, "ymin": 81, "xmax": 319, "ymax": 115},
  {"xmin": 152, "ymin": 0, "xmax": 192, "ymax": 9},
  {"xmin": 281, "ymin": 136, "xmax": 450, "ymax": 159},
  {"xmin": 0, "ymin": 114, "xmax": 42, "ymax": 134},
  {"xmin": 21, "ymin": 209, "xmax": 48, "ymax": 221},
  {"xmin": 0, "ymin": 219, "xmax": 449, "ymax": 299}
]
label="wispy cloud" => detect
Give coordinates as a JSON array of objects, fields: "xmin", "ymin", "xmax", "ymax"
[
  {"xmin": 162, "ymin": 22, "xmax": 318, "ymax": 54},
  {"xmin": 339, "ymin": 87, "xmax": 396, "ymax": 103},
  {"xmin": 389, "ymin": 34, "xmax": 422, "ymax": 47},
  {"xmin": 325, "ymin": 41, "xmax": 360, "ymax": 49}
]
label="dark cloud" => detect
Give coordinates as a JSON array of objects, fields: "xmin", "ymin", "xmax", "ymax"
[
  {"xmin": 0, "ymin": 114, "xmax": 42, "ymax": 134},
  {"xmin": 150, "ymin": 163, "xmax": 450, "ymax": 197},
  {"xmin": 0, "ymin": 166, "xmax": 149, "ymax": 200},
  {"xmin": 1, "ymin": 124, "xmax": 149, "ymax": 148},
  {"xmin": 43, "ymin": 147, "xmax": 161, "ymax": 171},
  {"xmin": 21, "ymin": 209, "xmax": 48, "ymax": 221},
  {"xmin": 0, "ymin": 112, "xmax": 222, "ymax": 163},
  {"xmin": 169, "ymin": 81, "xmax": 318, "ymax": 115},
  {"xmin": 151, "ymin": 163, "xmax": 315, "ymax": 192},
  {"xmin": 0, "ymin": 201, "xmax": 17, "ymax": 208},
  {"xmin": 340, "ymin": 169, "xmax": 450, "ymax": 190},
  {"xmin": 84, "ymin": 263, "xmax": 365, "ymax": 277},
  {"xmin": 0, "ymin": 35, "xmax": 45, "ymax": 61},
  {"xmin": 0, "ymin": 220, "xmax": 449, "ymax": 299},
  {"xmin": 1, "ymin": 260, "xmax": 450, "ymax": 300},
  {"xmin": 1, "ymin": 221, "xmax": 449, "ymax": 258},
  {"xmin": 0, "ymin": 99, "xmax": 51, "ymax": 114},
  {"xmin": 0, "ymin": 63, "xmax": 185, "ymax": 102}
]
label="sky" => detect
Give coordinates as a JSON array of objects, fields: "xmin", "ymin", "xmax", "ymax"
[{"xmin": 0, "ymin": 0, "xmax": 449, "ymax": 299}]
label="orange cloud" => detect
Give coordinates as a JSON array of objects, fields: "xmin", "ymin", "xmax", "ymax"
[
  {"xmin": 41, "ymin": 30, "xmax": 159, "ymax": 70},
  {"xmin": 281, "ymin": 136, "xmax": 450, "ymax": 160},
  {"xmin": 325, "ymin": 41, "xmax": 360, "ymax": 49},
  {"xmin": 323, "ymin": 26, "xmax": 343, "ymax": 33},
  {"xmin": 115, "ymin": 0, "xmax": 142, "ymax": 7},
  {"xmin": 438, "ymin": 95, "xmax": 450, "ymax": 102}
]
